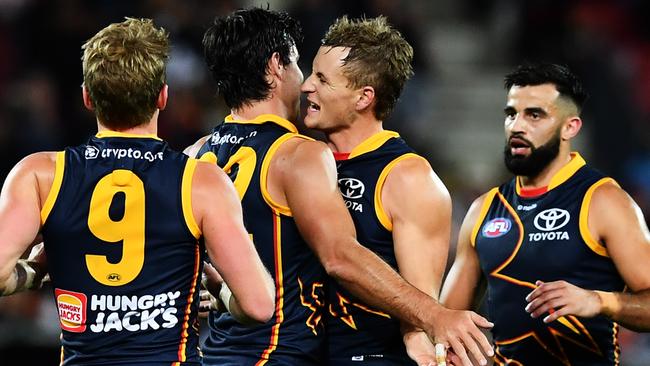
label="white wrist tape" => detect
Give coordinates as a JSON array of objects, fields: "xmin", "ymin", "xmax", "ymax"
[
  {"xmin": 218, "ymin": 283, "xmax": 233, "ymax": 314},
  {"xmin": 1, "ymin": 260, "xmax": 37, "ymax": 296}
]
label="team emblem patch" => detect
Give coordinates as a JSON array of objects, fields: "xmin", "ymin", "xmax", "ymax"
[
  {"xmin": 482, "ymin": 218, "xmax": 512, "ymax": 238},
  {"xmin": 55, "ymin": 288, "xmax": 87, "ymax": 332}
]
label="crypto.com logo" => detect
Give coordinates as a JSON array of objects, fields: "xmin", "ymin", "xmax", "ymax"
[
  {"xmin": 85, "ymin": 146, "xmax": 100, "ymax": 159},
  {"xmin": 338, "ymin": 178, "xmax": 365, "ymax": 199},
  {"xmin": 533, "ymin": 208, "xmax": 570, "ymax": 231}
]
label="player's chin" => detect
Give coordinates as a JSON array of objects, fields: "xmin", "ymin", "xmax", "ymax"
[{"xmin": 302, "ymin": 114, "xmax": 320, "ymax": 129}]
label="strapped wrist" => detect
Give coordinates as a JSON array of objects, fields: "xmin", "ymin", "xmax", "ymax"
[
  {"xmin": 2, "ymin": 260, "xmax": 39, "ymax": 296},
  {"xmin": 218, "ymin": 283, "xmax": 233, "ymax": 313}
]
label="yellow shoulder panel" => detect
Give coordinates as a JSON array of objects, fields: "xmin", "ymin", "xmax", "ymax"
[
  {"xmin": 41, "ymin": 151, "xmax": 66, "ymax": 225},
  {"xmin": 198, "ymin": 151, "xmax": 218, "ymax": 164},
  {"xmin": 260, "ymin": 133, "xmax": 314, "ymax": 216},
  {"xmin": 470, "ymin": 187, "xmax": 499, "ymax": 247},
  {"xmin": 579, "ymin": 177, "xmax": 618, "ymax": 257},
  {"xmin": 373, "ymin": 153, "xmax": 425, "ymax": 232},
  {"xmin": 181, "ymin": 158, "xmax": 201, "ymax": 239}
]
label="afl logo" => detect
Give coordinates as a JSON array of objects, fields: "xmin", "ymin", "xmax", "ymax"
[
  {"xmin": 482, "ymin": 218, "xmax": 512, "ymax": 238},
  {"xmin": 107, "ymin": 273, "xmax": 121, "ymax": 282},
  {"xmin": 534, "ymin": 208, "xmax": 570, "ymax": 231},
  {"xmin": 338, "ymin": 178, "xmax": 365, "ymax": 199},
  {"xmin": 85, "ymin": 146, "xmax": 100, "ymax": 159}
]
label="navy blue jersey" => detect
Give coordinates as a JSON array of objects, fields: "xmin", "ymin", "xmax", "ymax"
[
  {"xmin": 473, "ymin": 153, "xmax": 625, "ymax": 366},
  {"xmin": 327, "ymin": 131, "xmax": 419, "ymax": 365},
  {"xmin": 41, "ymin": 132, "xmax": 203, "ymax": 365},
  {"xmin": 198, "ymin": 114, "xmax": 327, "ymax": 366}
]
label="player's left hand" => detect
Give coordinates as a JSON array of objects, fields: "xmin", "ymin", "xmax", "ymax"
[
  {"xmin": 199, "ymin": 262, "xmax": 226, "ymax": 317},
  {"xmin": 525, "ymin": 280, "xmax": 601, "ymax": 322},
  {"xmin": 404, "ymin": 329, "xmax": 437, "ymax": 365},
  {"xmin": 404, "ymin": 329, "xmax": 468, "ymax": 366},
  {"xmin": 198, "ymin": 289, "xmax": 223, "ymax": 317},
  {"xmin": 202, "ymin": 262, "xmax": 224, "ymax": 295}
]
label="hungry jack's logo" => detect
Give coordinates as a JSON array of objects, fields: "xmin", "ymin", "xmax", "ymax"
[{"xmin": 56, "ymin": 289, "xmax": 87, "ymax": 332}]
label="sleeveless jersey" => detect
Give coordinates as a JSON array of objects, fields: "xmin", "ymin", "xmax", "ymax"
[
  {"xmin": 327, "ymin": 131, "xmax": 418, "ymax": 365},
  {"xmin": 41, "ymin": 132, "xmax": 203, "ymax": 365},
  {"xmin": 198, "ymin": 114, "xmax": 327, "ymax": 366},
  {"xmin": 473, "ymin": 153, "xmax": 625, "ymax": 366}
]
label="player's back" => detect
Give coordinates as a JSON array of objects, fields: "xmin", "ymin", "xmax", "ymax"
[
  {"xmin": 198, "ymin": 114, "xmax": 327, "ymax": 366},
  {"xmin": 42, "ymin": 132, "xmax": 203, "ymax": 365}
]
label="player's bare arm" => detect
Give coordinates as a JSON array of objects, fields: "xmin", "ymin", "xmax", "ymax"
[
  {"xmin": 526, "ymin": 182, "xmax": 650, "ymax": 330},
  {"xmin": 191, "ymin": 160, "xmax": 275, "ymax": 324},
  {"xmin": 0, "ymin": 152, "xmax": 55, "ymax": 295},
  {"xmin": 382, "ymin": 157, "xmax": 452, "ymax": 366},
  {"xmin": 272, "ymin": 138, "xmax": 493, "ymax": 366},
  {"xmin": 441, "ymin": 193, "xmax": 490, "ymax": 311}
]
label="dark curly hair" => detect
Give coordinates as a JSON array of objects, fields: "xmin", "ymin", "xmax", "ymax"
[
  {"xmin": 203, "ymin": 7, "xmax": 303, "ymax": 109},
  {"xmin": 504, "ymin": 63, "xmax": 588, "ymax": 113}
]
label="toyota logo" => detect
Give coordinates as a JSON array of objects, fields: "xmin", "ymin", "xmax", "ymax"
[
  {"xmin": 338, "ymin": 178, "xmax": 365, "ymax": 199},
  {"xmin": 533, "ymin": 208, "xmax": 570, "ymax": 231}
]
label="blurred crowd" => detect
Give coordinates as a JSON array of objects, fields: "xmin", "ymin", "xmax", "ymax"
[{"xmin": 0, "ymin": 0, "xmax": 648, "ymax": 364}]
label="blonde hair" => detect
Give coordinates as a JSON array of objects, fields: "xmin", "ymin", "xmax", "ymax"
[
  {"xmin": 82, "ymin": 17, "xmax": 169, "ymax": 129},
  {"xmin": 322, "ymin": 16, "xmax": 413, "ymax": 121}
]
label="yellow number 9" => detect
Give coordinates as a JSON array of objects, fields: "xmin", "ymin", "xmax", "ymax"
[
  {"xmin": 86, "ymin": 170, "xmax": 145, "ymax": 286},
  {"xmin": 223, "ymin": 146, "xmax": 256, "ymax": 200}
]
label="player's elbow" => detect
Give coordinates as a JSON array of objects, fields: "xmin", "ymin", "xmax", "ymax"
[
  {"xmin": 319, "ymin": 245, "xmax": 355, "ymax": 281},
  {"xmin": 239, "ymin": 292, "xmax": 275, "ymax": 324},
  {"xmin": 322, "ymin": 256, "xmax": 348, "ymax": 279}
]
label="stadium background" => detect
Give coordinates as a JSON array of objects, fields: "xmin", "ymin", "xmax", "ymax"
[{"xmin": 0, "ymin": 0, "xmax": 648, "ymax": 364}]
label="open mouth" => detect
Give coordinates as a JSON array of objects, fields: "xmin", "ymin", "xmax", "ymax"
[
  {"xmin": 509, "ymin": 137, "xmax": 531, "ymax": 155},
  {"xmin": 307, "ymin": 100, "xmax": 320, "ymax": 112}
]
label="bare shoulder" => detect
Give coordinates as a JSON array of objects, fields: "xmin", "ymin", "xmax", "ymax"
[
  {"xmin": 2, "ymin": 152, "xmax": 58, "ymax": 206},
  {"xmin": 278, "ymin": 137, "xmax": 330, "ymax": 162},
  {"xmin": 184, "ymin": 135, "xmax": 210, "ymax": 157},
  {"xmin": 590, "ymin": 180, "xmax": 633, "ymax": 210},
  {"xmin": 273, "ymin": 137, "xmax": 333, "ymax": 174},
  {"xmin": 588, "ymin": 180, "xmax": 646, "ymax": 236},
  {"xmin": 15, "ymin": 151, "xmax": 58, "ymax": 183},
  {"xmin": 386, "ymin": 156, "xmax": 449, "ymax": 199},
  {"xmin": 464, "ymin": 189, "xmax": 498, "ymax": 226},
  {"xmin": 20, "ymin": 151, "xmax": 58, "ymax": 169},
  {"xmin": 192, "ymin": 160, "xmax": 232, "ymax": 191}
]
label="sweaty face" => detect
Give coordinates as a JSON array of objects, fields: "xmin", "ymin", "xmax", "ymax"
[
  {"xmin": 503, "ymin": 84, "xmax": 566, "ymax": 178},
  {"xmin": 301, "ymin": 46, "xmax": 359, "ymax": 132}
]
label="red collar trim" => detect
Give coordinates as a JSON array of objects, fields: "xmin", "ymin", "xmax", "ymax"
[
  {"xmin": 333, "ymin": 152, "xmax": 350, "ymax": 161},
  {"xmin": 519, "ymin": 186, "xmax": 548, "ymax": 198}
]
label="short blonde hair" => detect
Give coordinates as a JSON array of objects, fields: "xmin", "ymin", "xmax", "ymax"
[
  {"xmin": 322, "ymin": 16, "xmax": 413, "ymax": 121},
  {"xmin": 82, "ymin": 18, "xmax": 169, "ymax": 129}
]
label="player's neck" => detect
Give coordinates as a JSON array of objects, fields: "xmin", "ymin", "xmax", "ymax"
[
  {"xmin": 231, "ymin": 98, "xmax": 293, "ymax": 122},
  {"xmin": 518, "ymin": 151, "xmax": 573, "ymax": 189},
  {"xmin": 326, "ymin": 116, "xmax": 383, "ymax": 153},
  {"xmin": 96, "ymin": 115, "xmax": 158, "ymax": 136}
]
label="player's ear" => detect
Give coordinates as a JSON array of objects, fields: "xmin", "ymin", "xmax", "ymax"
[
  {"xmin": 268, "ymin": 52, "xmax": 283, "ymax": 80},
  {"xmin": 561, "ymin": 116, "xmax": 582, "ymax": 141},
  {"xmin": 355, "ymin": 86, "xmax": 375, "ymax": 112},
  {"xmin": 157, "ymin": 84, "xmax": 168, "ymax": 111},
  {"xmin": 82, "ymin": 84, "xmax": 93, "ymax": 111}
]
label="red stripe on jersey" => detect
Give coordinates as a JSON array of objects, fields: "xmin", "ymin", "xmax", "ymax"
[
  {"xmin": 175, "ymin": 243, "xmax": 201, "ymax": 364},
  {"xmin": 256, "ymin": 214, "xmax": 285, "ymax": 365}
]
